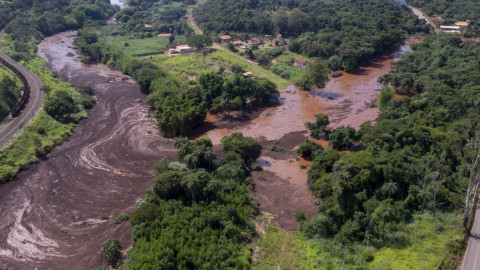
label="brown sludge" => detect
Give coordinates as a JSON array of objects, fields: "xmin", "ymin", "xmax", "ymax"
[{"xmin": 0, "ymin": 31, "xmax": 176, "ymax": 269}]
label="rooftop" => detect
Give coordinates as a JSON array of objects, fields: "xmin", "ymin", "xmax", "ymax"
[{"xmin": 219, "ymin": 35, "xmax": 232, "ymax": 40}]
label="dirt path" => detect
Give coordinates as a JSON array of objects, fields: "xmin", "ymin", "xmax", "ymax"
[
  {"xmin": 276, "ymin": 232, "xmax": 288, "ymax": 270},
  {"xmin": 408, "ymin": 5, "xmax": 438, "ymax": 30},
  {"xmin": 0, "ymin": 48, "xmax": 44, "ymax": 148},
  {"xmin": 0, "ymin": 31, "xmax": 176, "ymax": 269}
]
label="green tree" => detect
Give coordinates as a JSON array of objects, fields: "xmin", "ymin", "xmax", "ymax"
[
  {"xmin": 44, "ymin": 90, "xmax": 78, "ymax": 120},
  {"xmin": 301, "ymin": 59, "xmax": 329, "ymax": 89},
  {"xmin": 221, "ymin": 133, "xmax": 262, "ymax": 163},
  {"xmin": 305, "ymin": 113, "xmax": 330, "ymax": 138},
  {"xmin": 377, "ymin": 86, "xmax": 395, "ymax": 109},
  {"xmin": 101, "ymin": 238, "xmax": 122, "ymax": 265}
]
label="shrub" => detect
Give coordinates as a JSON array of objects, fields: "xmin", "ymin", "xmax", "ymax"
[
  {"xmin": 101, "ymin": 238, "xmax": 122, "ymax": 265},
  {"xmin": 115, "ymin": 213, "xmax": 131, "ymax": 224},
  {"xmin": 44, "ymin": 90, "xmax": 78, "ymax": 120}
]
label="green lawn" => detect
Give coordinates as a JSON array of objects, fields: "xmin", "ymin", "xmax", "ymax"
[{"xmin": 101, "ymin": 36, "xmax": 187, "ymax": 56}]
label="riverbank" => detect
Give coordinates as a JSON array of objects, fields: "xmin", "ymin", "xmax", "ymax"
[{"xmin": 0, "ymin": 31, "xmax": 176, "ymax": 269}]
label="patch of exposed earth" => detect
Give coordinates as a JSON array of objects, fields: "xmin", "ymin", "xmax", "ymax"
[{"xmin": 0, "ymin": 30, "xmax": 176, "ymax": 269}]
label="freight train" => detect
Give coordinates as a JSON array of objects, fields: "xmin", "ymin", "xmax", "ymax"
[{"xmin": 0, "ymin": 56, "xmax": 30, "ymax": 117}]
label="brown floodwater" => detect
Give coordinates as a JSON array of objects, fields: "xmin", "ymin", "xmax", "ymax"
[{"xmin": 200, "ymin": 36, "xmax": 421, "ymax": 230}]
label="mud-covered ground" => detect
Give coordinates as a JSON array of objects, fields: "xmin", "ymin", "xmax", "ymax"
[
  {"xmin": 0, "ymin": 31, "xmax": 176, "ymax": 269},
  {"xmin": 202, "ymin": 39, "xmax": 416, "ymax": 231}
]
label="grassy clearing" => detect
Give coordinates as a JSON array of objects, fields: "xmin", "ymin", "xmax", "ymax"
[
  {"xmin": 253, "ymin": 213, "xmax": 463, "ymax": 270},
  {"xmin": 152, "ymin": 49, "xmax": 290, "ymax": 89},
  {"xmin": 101, "ymin": 36, "xmax": 187, "ymax": 56},
  {"xmin": 369, "ymin": 213, "xmax": 463, "ymax": 269},
  {"xmin": 253, "ymin": 224, "xmax": 324, "ymax": 270}
]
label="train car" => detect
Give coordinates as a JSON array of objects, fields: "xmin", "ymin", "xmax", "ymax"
[{"xmin": 1, "ymin": 57, "xmax": 31, "ymax": 118}]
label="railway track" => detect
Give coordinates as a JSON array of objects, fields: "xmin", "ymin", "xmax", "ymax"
[{"xmin": 0, "ymin": 49, "xmax": 44, "ymax": 148}]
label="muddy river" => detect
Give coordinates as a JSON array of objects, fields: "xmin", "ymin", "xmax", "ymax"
[
  {"xmin": 0, "ymin": 28, "xmax": 419, "ymax": 269},
  {"xmin": 0, "ymin": 31, "xmax": 176, "ymax": 269}
]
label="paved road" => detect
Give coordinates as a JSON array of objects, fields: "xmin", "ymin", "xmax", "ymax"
[
  {"xmin": 0, "ymin": 49, "xmax": 44, "ymax": 148},
  {"xmin": 462, "ymin": 208, "xmax": 480, "ymax": 270}
]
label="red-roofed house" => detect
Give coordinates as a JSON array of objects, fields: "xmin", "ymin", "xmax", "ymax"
[
  {"xmin": 144, "ymin": 24, "xmax": 153, "ymax": 28},
  {"xmin": 219, "ymin": 35, "xmax": 232, "ymax": 42},
  {"xmin": 455, "ymin": 21, "xmax": 469, "ymax": 27},
  {"xmin": 248, "ymin": 38, "xmax": 263, "ymax": 46},
  {"xmin": 232, "ymin": 40, "xmax": 243, "ymax": 46}
]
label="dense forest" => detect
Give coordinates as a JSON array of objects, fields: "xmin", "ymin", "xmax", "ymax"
[
  {"xmin": 1, "ymin": 0, "xmax": 117, "ymax": 61},
  {"xmin": 114, "ymin": 0, "xmax": 193, "ymax": 38},
  {"xmin": 194, "ymin": 0, "xmax": 430, "ymax": 70},
  {"xmin": 125, "ymin": 134, "xmax": 261, "ymax": 269},
  {"xmin": 409, "ymin": 0, "xmax": 480, "ymax": 35},
  {"xmin": 297, "ymin": 33, "xmax": 479, "ymax": 266}
]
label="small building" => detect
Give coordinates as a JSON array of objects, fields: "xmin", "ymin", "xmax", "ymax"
[
  {"xmin": 440, "ymin": 25, "xmax": 461, "ymax": 33},
  {"xmin": 276, "ymin": 33, "xmax": 282, "ymax": 39},
  {"xmin": 158, "ymin": 33, "xmax": 172, "ymax": 38},
  {"xmin": 219, "ymin": 35, "xmax": 232, "ymax": 42},
  {"xmin": 293, "ymin": 59, "xmax": 308, "ymax": 68},
  {"xmin": 248, "ymin": 38, "xmax": 263, "ymax": 46},
  {"xmin": 144, "ymin": 24, "xmax": 153, "ymax": 28},
  {"xmin": 332, "ymin": 71, "xmax": 343, "ymax": 78},
  {"xmin": 455, "ymin": 21, "xmax": 469, "ymax": 27},
  {"xmin": 175, "ymin": 45, "xmax": 192, "ymax": 54},
  {"xmin": 169, "ymin": 48, "xmax": 179, "ymax": 55},
  {"xmin": 232, "ymin": 40, "xmax": 243, "ymax": 46},
  {"xmin": 242, "ymin": 72, "xmax": 253, "ymax": 78}
]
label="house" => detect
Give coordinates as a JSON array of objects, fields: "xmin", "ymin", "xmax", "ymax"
[
  {"xmin": 455, "ymin": 21, "xmax": 469, "ymax": 27},
  {"xmin": 219, "ymin": 35, "xmax": 232, "ymax": 42},
  {"xmin": 276, "ymin": 33, "xmax": 282, "ymax": 39},
  {"xmin": 242, "ymin": 72, "xmax": 253, "ymax": 78},
  {"xmin": 440, "ymin": 25, "xmax": 461, "ymax": 33},
  {"xmin": 332, "ymin": 71, "xmax": 343, "ymax": 78},
  {"xmin": 232, "ymin": 40, "xmax": 243, "ymax": 46},
  {"xmin": 158, "ymin": 33, "xmax": 172, "ymax": 38},
  {"xmin": 293, "ymin": 59, "xmax": 308, "ymax": 68},
  {"xmin": 169, "ymin": 45, "xmax": 192, "ymax": 55},
  {"xmin": 248, "ymin": 38, "xmax": 263, "ymax": 46},
  {"xmin": 144, "ymin": 24, "xmax": 153, "ymax": 28},
  {"xmin": 176, "ymin": 45, "xmax": 192, "ymax": 54}
]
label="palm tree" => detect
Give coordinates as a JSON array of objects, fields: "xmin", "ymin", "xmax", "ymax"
[
  {"xmin": 381, "ymin": 182, "xmax": 398, "ymax": 198},
  {"xmin": 183, "ymin": 176, "xmax": 201, "ymax": 203}
]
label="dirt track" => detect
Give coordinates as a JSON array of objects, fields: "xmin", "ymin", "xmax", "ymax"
[{"xmin": 0, "ymin": 31, "xmax": 176, "ymax": 269}]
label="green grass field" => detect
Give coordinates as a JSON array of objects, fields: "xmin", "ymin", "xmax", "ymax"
[
  {"xmin": 101, "ymin": 36, "xmax": 187, "ymax": 56},
  {"xmin": 369, "ymin": 213, "xmax": 463, "ymax": 269},
  {"xmin": 153, "ymin": 49, "xmax": 291, "ymax": 89},
  {"xmin": 253, "ymin": 213, "xmax": 463, "ymax": 270}
]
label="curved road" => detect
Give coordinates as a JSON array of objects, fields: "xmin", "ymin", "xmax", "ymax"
[{"xmin": 0, "ymin": 48, "xmax": 44, "ymax": 148}]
